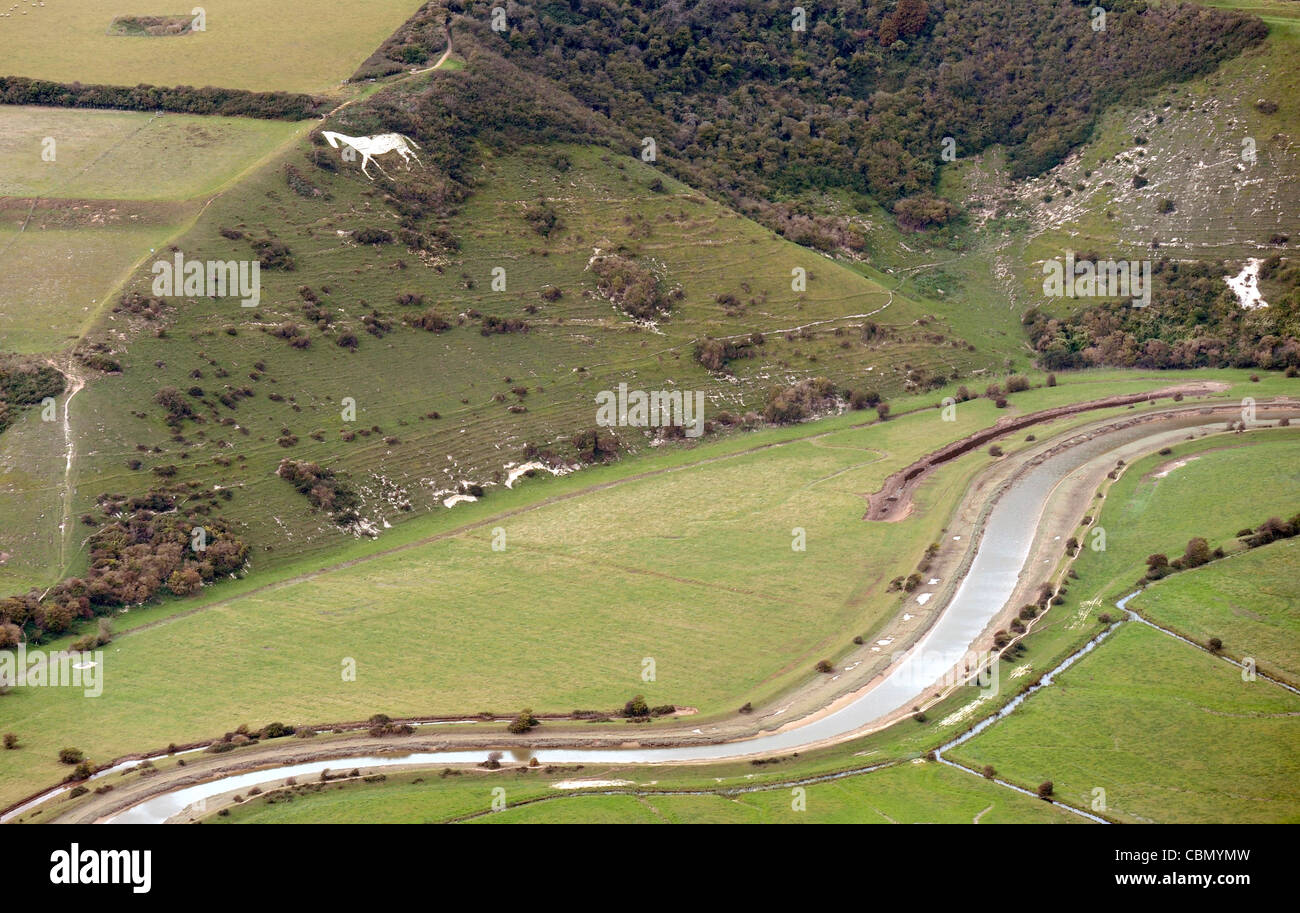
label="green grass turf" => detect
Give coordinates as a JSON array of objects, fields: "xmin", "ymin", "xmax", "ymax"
[
  {"xmin": 210, "ymin": 758, "xmax": 1078, "ymax": 824},
  {"xmin": 1065, "ymin": 427, "xmax": 1300, "ymax": 607},
  {"xmin": 1129, "ymin": 536, "xmax": 1300, "ymax": 684},
  {"xmin": 950, "ymin": 620, "xmax": 1300, "ymax": 823},
  {"xmin": 0, "ymin": 107, "xmax": 302, "ymax": 202}
]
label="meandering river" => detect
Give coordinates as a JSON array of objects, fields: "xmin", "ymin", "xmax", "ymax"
[{"xmin": 85, "ymin": 407, "xmax": 1271, "ymax": 823}]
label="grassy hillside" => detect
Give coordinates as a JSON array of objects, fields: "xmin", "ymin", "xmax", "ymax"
[{"xmin": 12, "ymin": 137, "xmax": 992, "ymax": 586}]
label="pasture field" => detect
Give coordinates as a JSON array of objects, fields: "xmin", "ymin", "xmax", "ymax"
[
  {"xmin": 1065, "ymin": 428, "xmax": 1300, "ymax": 605},
  {"xmin": 474, "ymin": 764, "xmax": 1078, "ymax": 824},
  {"xmin": 1130, "ymin": 536, "xmax": 1300, "ymax": 684},
  {"xmin": 211, "ymin": 760, "xmax": 1078, "ymax": 824},
  {"xmin": 0, "ymin": 381, "xmax": 65, "ymax": 595},
  {"xmin": 0, "ymin": 0, "xmax": 426, "ymax": 94},
  {"xmin": 0, "ymin": 107, "xmax": 302, "ymax": 201},
  {"xmin": 0, "ymin": 106, "xmax": 305, "ymax": 354},
  {"xmin": 949, "ymin": 621, "xmax": 1300, "ymax": 823},
  {"xmin": 0, "ymin": 220, "xmax": 178, "ymax": 354},
  {"xmin": 0, "ymin": 400, "xmax": 1018, "ymax": 807}
]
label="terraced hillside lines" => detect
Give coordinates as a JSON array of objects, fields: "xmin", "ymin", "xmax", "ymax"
[
  {"xmin": 0, "ymin": 0, "xmax": 428, "ymax": 94},
  {"xmin": 46, "ymin": 141, "xmax": 987, "ymax": 585},
  {"xmin": 950, "ymin": 621, "xmax": 1300, "ymax": 823},
  {"xmin": 1066, "ymin": 428, "xmax": 1300, "ymax": 605},
  {"xmin": 1131, "ymin": 536, "xmax": 1300, "ymax": 684}
]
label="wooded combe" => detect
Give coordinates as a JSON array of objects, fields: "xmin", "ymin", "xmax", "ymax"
[
  {"xmin": 335, "ymin": 1, "xmax": 1263, "ymax": 253},
  {"xmin": 442, "ymin": 0, "xmax": 1262, "ymax": 221}
]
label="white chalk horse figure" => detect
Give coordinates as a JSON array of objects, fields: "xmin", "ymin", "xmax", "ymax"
[{"xmin": 322, "ymin": 131, "xmax": 424, "ymax": 180}]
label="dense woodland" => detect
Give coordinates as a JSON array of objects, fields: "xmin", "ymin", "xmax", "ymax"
[
  {"xmin": 1026, "ymin": 257, "xmax": 1300, "ymax": 370},
  {"xmin": 0, "ymin": 501, "xmax": 248, "ymax": 644},
  {"xmin": 0, "ymin": 76, "xmax": 323, "ymax": 120},
  {"xmin": 351, "ymin": 1, "xmax": 1264, "ymax": 245},
  {"xmin": 0, "ymin": 355, "xmax": 65, "ymax": 436}
]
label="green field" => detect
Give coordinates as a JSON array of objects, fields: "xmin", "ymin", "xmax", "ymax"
[
  {"xmin": 0, "ymin": 367, "xmax": 1246, "ymax": 811},
  {"xmin": 950, "ymin": 621, "xmax": 1300, "ymax": 823},
  {"xmin": 0, "ymin": 107, "xmax": 302, "ymax": 201},
  {"xmin": 473, "ymin": 763, "xmax": 1079, "ymax": 824},
  {"xmin": 211, "ymin": 759, "xmax": 1078, "ymax": 825},
  {"xmin": 0, "ymin": 0, "xmax": 425, "ymax": 94},
  {"xmin": 0, "ymin": 106, "xmax": 305, "ymax": 354},
  {"xmin": 1131, "ymin": 536, "xmax": 1300, "ymax": 683},
  {"xmin": 0, "ymin": 220, "xmax": 178, "ymax": 354},
  {"xmin": 1066, "ymin": 428, "xmax": 1300, "ymax": 607}
]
